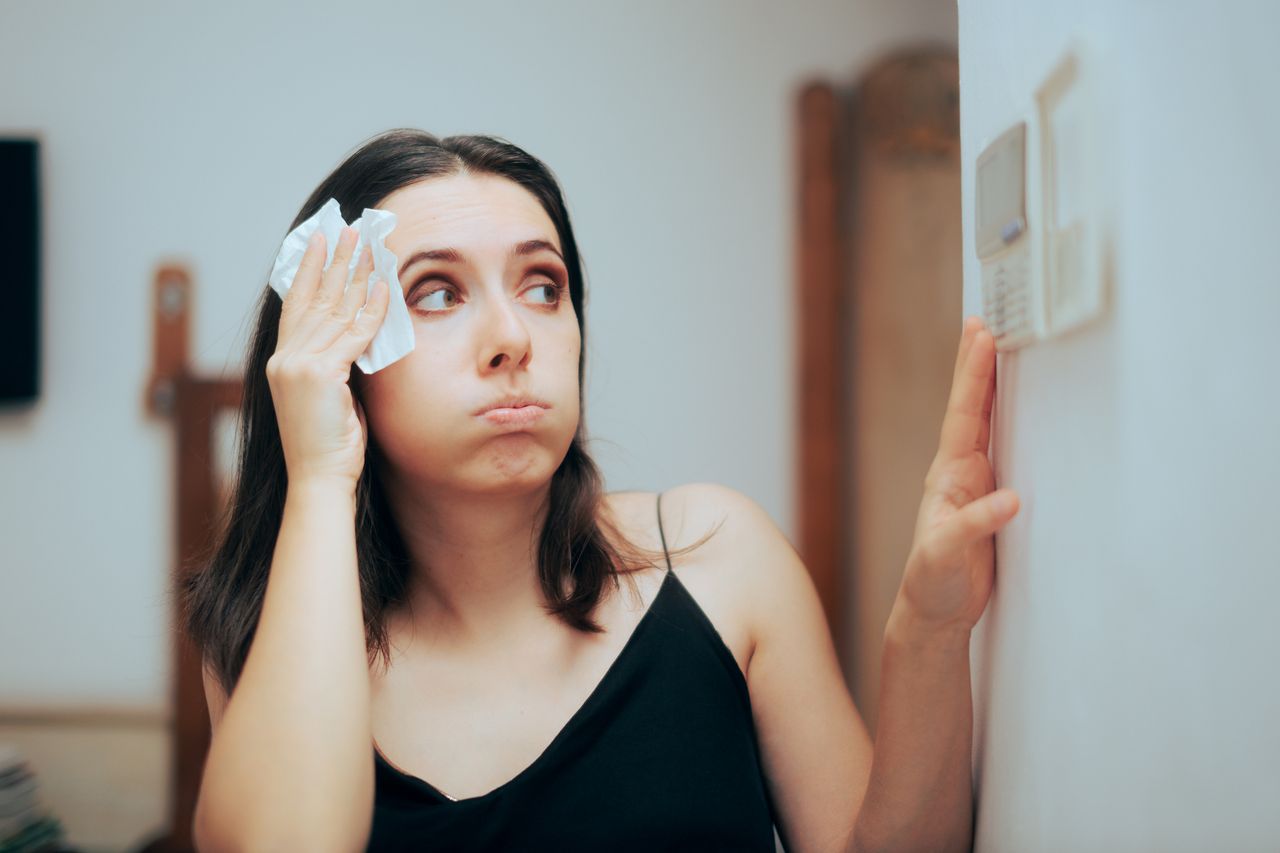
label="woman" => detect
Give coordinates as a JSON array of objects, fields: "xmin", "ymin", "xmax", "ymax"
[{"xmin": 182, "ymin": 129, "xmax": 1019, "ymax": 852}]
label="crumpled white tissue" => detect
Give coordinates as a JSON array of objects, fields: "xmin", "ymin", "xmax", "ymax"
[{"xmin": 267, "ymin": 197, "xmax": 415, "ymax": 374}]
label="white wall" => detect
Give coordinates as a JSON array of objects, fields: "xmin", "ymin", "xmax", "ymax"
[
  {"xmin": 0, "ymin": 1, "xmax": 956, "ymax": 709},
  {"xmin": 959, "ymin": 2, "xmax": 1280, "ymax": 850}
]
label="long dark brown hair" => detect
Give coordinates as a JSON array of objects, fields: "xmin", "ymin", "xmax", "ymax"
[{"xmin": 180, "ymin": 129, "xmax": 719, "ymax": 695}]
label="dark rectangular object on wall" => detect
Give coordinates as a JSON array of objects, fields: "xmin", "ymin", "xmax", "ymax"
[{"xmin": 0, "ymin": 138, "xmax": 40, "ymax": 404}]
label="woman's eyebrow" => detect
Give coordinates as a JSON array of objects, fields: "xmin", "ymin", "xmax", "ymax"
[{"xmin": 397, "ymin": 239, "xmax": 563, "ymax": 279}]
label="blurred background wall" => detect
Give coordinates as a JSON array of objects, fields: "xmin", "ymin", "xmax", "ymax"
[
  {"xmin": 958, "ymin": 2, "xmax": 1280, "ymax": 851},
  {"xmin": 0, "ymin": 0, "xmax": 957, "ymax": 848}
]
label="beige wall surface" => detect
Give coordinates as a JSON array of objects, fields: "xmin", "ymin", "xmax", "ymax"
[{"xmin": 959, "ymin": 2, "xmax": 1280, "ymax": 850}]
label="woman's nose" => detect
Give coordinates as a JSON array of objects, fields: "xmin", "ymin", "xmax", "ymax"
[{"xmin": 478, "ymin": 294, "xmax": 532, "ymax": 370}]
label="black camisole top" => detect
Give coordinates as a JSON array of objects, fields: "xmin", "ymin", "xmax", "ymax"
[{"xmin": 366, "ymin": 492, "xmax": 779, "ymax": 851}]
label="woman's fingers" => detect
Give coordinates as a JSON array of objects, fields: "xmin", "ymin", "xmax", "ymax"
[
  {"xmin": 951, "ymin": 316, "xmax": 979, "ymax": 392},
  {"xmin": 918, "ymin": 488, "xmax": 1019, "ymax": 570},
  {"xmin": 330, "ymin": 276, "xmax": 390, "ymax": 366},
  {"xmin": 938, "ymin": 322, "xmax": 996, "ymax": 460},
  {"xmin": 278, "ymin": 230, "xmax": 328, "ymax": 344},
  {"xmin": 341, "ymin": 245, "xmax": 374, "ymax": 317},
  {"xmin": 974, "ymin": 334, "xmax": 998, "ymax": 452},
  {"xmin": 280, "ymin": 226, "xmax": 358, "ymax": 348},
  {"xmin": 317, "ymin": 226, "xmax": 359, "ymax": 308},
  {"xmin": 299, "ymin": 235, "xmax": 370, "ymax": 355}
]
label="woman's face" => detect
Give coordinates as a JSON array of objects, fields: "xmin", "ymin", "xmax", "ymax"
[{"xmin": 358, "ymin": 173, "xmax": 581, "ymax": 496}]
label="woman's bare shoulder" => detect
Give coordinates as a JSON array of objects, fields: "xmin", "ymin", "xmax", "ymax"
[
  {"xmin": 602, "ymin": 483, "xmax": 775, "ymax": 674},
  {"xmin": 609, "ymin": 481, "xmax": 776, "ymax": 541},
  {"xmin": 602, "ymin": 482, "xmax": 762, "ymax": 553}
]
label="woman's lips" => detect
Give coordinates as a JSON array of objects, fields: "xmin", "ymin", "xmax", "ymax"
[{"xmin": 478, "ymin": 404, "xmax": 548, "ymax": 429}]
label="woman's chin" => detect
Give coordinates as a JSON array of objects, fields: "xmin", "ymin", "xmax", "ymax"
[
  {"xmin": 382, "ymin": 431, "xmax": 572, "ymax": 494},
  {"xmin": 467, "ymin": 448, "xmax": 562, "ymax": 491}
]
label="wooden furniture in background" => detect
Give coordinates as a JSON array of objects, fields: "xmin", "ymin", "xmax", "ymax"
[
  {"xmin": 140, "ymin": 264, "xmax": 241, "ymax": 853},
  {"xmin": 794, "ymin": 49, "xmax": 962, "ymax": 734}
]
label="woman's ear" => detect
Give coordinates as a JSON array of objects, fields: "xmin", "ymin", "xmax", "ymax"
[
  {"xmin": 347, "ymin": 370, "xmax": 372, "ymax": 448},
  {"xmin": 354, "ymin": 397, "xmax": 368, "ymax": 434}
]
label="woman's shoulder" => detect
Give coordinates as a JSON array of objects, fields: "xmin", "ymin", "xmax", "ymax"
[
  {"xmin": 603, "ymin": 482, "xmax": 779, "ymax": 560},
  {"xmin": 602, "ymin": 483, "xmax": 789, "ymax": 676}
]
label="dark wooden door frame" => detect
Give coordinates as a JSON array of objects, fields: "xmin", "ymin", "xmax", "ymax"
[
  {"xmin": 794, "ymin": 81, "xmax": 850, "ymax": 659},
  {"xmin": 793, "ymin": 50, "xmax": 961, "ymax": 706}
]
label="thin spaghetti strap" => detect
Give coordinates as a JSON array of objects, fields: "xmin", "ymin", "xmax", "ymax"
[{"xmin": 656, "ymin": 491, "xmax": 673, "ymax": 574}]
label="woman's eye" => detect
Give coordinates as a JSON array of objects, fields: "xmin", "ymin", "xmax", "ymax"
[
  {"xmin": 412, "ymin": 285, "xmax": 458, "ymax": 312},
  {"xmin": 528, "ymin": 281, "xmax": 563, "ymax": 305},
  {"xmin": 409, "ymin": 279, "xmax": 562, "ymax": 313}
]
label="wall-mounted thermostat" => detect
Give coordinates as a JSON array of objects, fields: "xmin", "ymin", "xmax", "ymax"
[
  {"xmin": 975, "ymin": 122, "xmax": 1043, "ymax": 351},
  {"xmin": 973, "ymin": 48, "xmax": 1108, "ymax": 352}
]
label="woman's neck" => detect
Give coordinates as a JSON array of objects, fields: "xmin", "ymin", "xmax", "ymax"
[{"xmin": 382, "ymin": 478, "xmax": 560, "ymax": 651}]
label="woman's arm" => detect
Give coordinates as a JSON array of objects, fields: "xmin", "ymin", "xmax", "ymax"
[
  {"xmin": 853, "ymin": 316, "xmax": 1018, "ymax": 853},
  {"xmin": 193, "ymin": 482, "xmax": 374, "ymax": 853},
  {"xmin": 850, "ymin": 605, "xmax": 974, "ymax": 853},
  {"xmin": 698, "ymin": 318, "xmax": 1013, "ymax": 853},
  {"xmin": 683, "ymin": 480, "xmax": 985, "ymax": 853}
]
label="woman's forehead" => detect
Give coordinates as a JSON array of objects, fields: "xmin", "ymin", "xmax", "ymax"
[{"xmin": 378, "ymin": 174, "xmax": 559, "ymax": 255}]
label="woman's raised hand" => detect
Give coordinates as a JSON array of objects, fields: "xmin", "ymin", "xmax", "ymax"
[
  {"xmin": 897, "ymin": 316, "xmax": 1021, "ymax": 636},
  {"xmin": 265, "ymin": 225, "xmax": 390, "ymax": 492}
]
